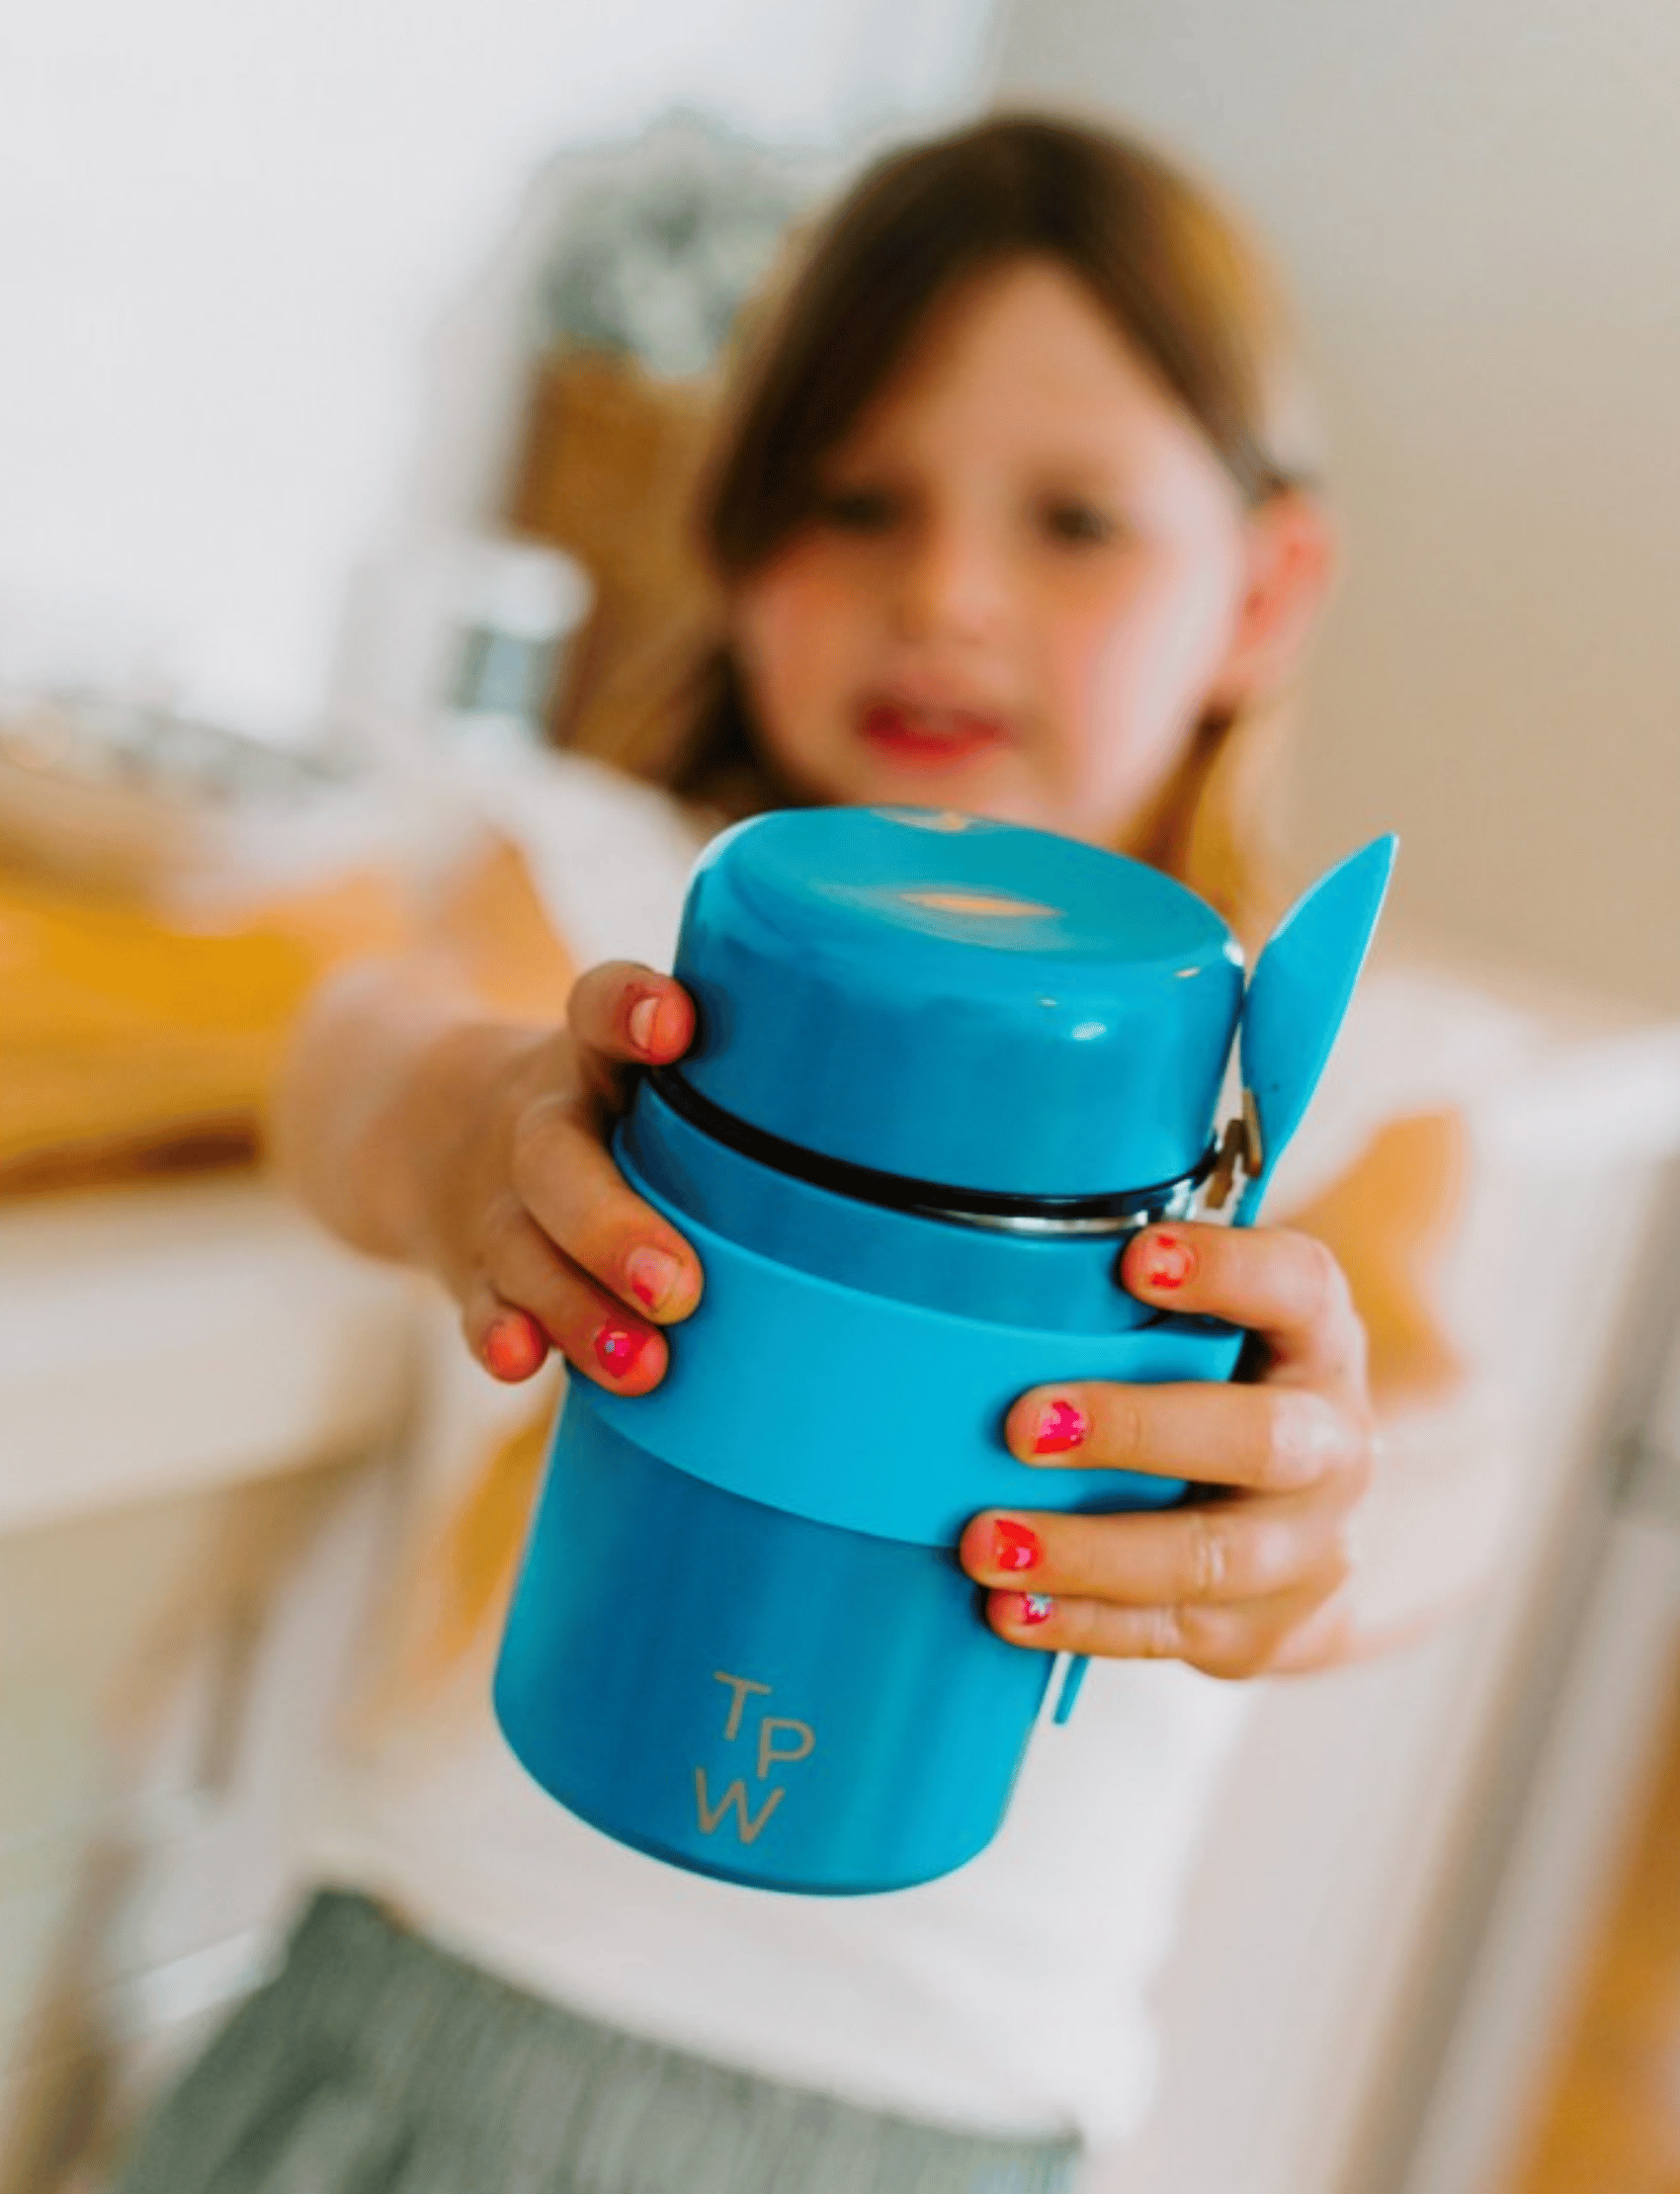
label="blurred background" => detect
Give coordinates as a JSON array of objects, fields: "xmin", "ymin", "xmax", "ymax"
[{"xmin": 4, "ymin": 2, "xmax": 1680, "ymax": 2190}]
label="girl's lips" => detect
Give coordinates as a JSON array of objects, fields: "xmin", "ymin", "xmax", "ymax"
[{"xmin": 857, "ymin": 700, "xmax": 1011, "ymax": 768}]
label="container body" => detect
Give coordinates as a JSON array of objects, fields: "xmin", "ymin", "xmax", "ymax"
[
  {"xmin": 494, "ymin": 1081, "xmax": 1238, "ymax": 1892},
  {"xmin": 494, "ymin": 1395, "xmax": 1052, "ymax": 1895}
]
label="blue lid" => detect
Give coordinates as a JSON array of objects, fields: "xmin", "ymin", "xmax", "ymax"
[{"xmin": 671, "ymin": 806, "xmax": 1244, "ymax": 1198}]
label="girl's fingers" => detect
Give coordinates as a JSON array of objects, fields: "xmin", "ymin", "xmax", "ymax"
[
  {"xmin": 999, "ymin": 1576, "xmax": 1357, "ymax": 1679},
  {"xmin": 974, "ymin": 1217, "xmax": 1377, "ymax": 1678},
  {"xmin": 566, "ymin": 962, "xmax": 696, "ymax": 1074},
  {"xmin": 1118, "ymin": 1221, "xmax": 1367, "ymax": 1392},
  {"xmin": 959, "ymin": 1482, "xmax": 1360, "ymax": 1613},
  {"xmin": 462, "ymin": 1291, "xmax": 550, "ymax": 1383},
  {"xmin": 509, "ymin": 1103, "xmax": 702, "ymax": 1324},
  {"xmin": 446, "ymin": 958, "xmax": 703, "ymax": 1388},
  {"xmin": 1003, "ymin": 1375, "xmax": 1368, "ymax": 1495},
  {"xmin": 469, "ymin": 1206, "xmax": 669, "ymax": 1395},
  {"xmin": 980, "ymin": 1573, "xmax": 1357, "ymax": 1681}
]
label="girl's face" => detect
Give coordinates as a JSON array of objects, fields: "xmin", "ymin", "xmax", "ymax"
[{"xmin": 730, "ymin": 257, "xmax": 1274, "ymax": 849}]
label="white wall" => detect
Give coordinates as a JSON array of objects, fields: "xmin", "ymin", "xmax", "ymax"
[
  {"xmin": 992, "ymin": 0, "xmax": 1680, "ymax": 1012},
  {"xmin": 0, "ymin": 0, "xmax": 993, "ymax": 742}
]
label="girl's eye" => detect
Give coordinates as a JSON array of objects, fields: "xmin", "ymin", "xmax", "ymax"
[
  {"xmin": 813, "ymin": 486, "xmax": 900, "ymax": 535},
  {"xmin": 1039, "ymin": 498, "xmax": 1120, "ymax": 547}
]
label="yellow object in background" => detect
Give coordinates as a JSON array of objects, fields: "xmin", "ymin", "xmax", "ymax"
[{"xmin": 0, "ymin": 865, "xmax": 411, "ymax": 1193}]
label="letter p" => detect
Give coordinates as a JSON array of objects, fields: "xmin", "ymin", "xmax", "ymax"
[{"xmin": 757, "ymin": 1717, "xmax": 815, "ymax": 1780}]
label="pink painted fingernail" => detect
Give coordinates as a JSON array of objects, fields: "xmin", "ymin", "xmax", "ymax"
[
  {"xmin": 627, "ymin": 994, "xmax": 661, "ymax": 1053},
  {"xmin": 593, "ymin": 1321, "xmax": 650, "ymax": 1378},
  {"xmin": 992, "ymin": 1519, "xmax": 1043, "ymax": 1573},
  {"xmin": 1017, "ymin": 1593, "xmax": 1054, "ymax": 1627},
  {"xmin": 1141, "ymin": 1231, "xmax": 1196, "ymax": 1290},
  {"xmin": 626, "ymin": 1245, "xmax": 681, "ymax": 1312},
  {"xmin": 1031, "ymin": 1399, "xmax": 1090, "ymax": 1455}
]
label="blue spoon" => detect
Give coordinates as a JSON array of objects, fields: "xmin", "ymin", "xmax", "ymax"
[{"xmin": 1235, "ymin": 834, "xmax": 1397, "ymax": 1226}]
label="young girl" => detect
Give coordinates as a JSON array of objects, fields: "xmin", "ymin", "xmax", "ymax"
[{"xmin": 117, "ymin": 113, "xmax": 1478, "ymax": 2193}]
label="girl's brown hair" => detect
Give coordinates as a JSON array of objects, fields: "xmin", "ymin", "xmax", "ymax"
[{"xmin": 570, "ymin": 111, "xmax": 1319, "ymax": 938}]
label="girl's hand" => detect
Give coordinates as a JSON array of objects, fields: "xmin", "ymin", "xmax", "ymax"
[
  {"xmin": 959, "ymin": 1222, "xmax": 1376, "ymax": 1678},
  {"xmin": 415, "ymin": 962, "xmax": 703, "ymax": 1392}
]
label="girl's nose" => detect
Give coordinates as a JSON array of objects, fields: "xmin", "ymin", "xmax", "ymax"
[{"xmin": 892, "ymin": 519, "xmax": 1010, "ymax": 644}]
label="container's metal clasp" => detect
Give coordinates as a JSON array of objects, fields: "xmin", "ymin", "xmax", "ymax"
[{"xmin": 1202, "ymin": 1089, "xmax": 1265, "ymax": 1216}]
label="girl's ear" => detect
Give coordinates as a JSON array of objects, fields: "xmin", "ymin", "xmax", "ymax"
[{"xmin": 1209, "ymin": 489, "xmax": 1337, "ymax": 713}]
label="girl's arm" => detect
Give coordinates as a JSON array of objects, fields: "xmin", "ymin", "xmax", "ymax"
[
  {"xmin": 269, "ymin": 838, "xmax": 705, "ymax": 1392},
  {"xmin": 1276, "ymin": 1108, "xmax": 1511, "ymax": 1654}
]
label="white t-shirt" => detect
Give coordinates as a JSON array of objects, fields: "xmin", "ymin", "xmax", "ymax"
[{"xmin": 301, "ymin": 752, "xmax": 1530, "ymax": 2147}]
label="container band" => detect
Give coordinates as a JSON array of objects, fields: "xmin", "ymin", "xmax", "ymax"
[{"xmin": 589, "ymin": 1148, "xmax": 1243, "ymax": 1546}]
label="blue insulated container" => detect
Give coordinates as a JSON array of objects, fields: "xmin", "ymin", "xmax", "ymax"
[{"xmin": 495, "ymin": 807, "xmax": 1395, "ymax": 1894}]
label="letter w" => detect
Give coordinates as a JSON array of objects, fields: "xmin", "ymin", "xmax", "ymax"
[{"xmin": 694, "ymin": 1769, "xmax": 786, "ymax": 1844}]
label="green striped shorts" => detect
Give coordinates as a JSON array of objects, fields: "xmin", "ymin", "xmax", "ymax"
[{"xmin": 114, "ymin": 1891, "xmax": 1082, "ymax": 2194}]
